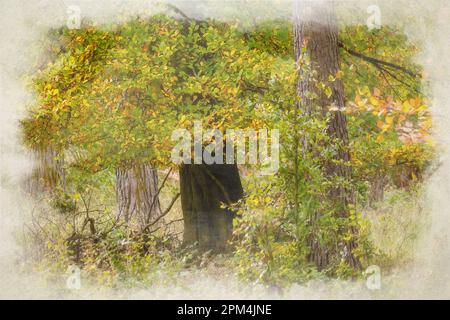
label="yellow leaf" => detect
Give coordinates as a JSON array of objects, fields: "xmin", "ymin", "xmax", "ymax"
[
  {"xmin": 385, "ymin": 116, "xmax": 394, "ymax": 125},
  {"xmin": 369, "ymin": 96, "xmax": 379, "ymax": 106},
  {"xmin": 401, "ymin": 101, "xmax": 411, "ymax": 113},
  {"xmin": 376, "ymin": 134, "xmax": 385, "ymax": 143}
]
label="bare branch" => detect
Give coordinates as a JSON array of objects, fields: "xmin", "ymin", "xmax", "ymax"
[
  {"xmin": 338, "ymin": 41, "xmax": 420, "ymax": 78},
  {"xmin": 142, "ymin": 193, "xmax": 181, "ymax": 233}
]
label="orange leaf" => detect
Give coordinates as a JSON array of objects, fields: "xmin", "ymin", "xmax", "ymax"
[{"xmin": 376, "ymin": 120, "xmax": 384, "ymax": 129}]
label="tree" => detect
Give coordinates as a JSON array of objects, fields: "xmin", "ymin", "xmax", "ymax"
[
  {"xmin": 171, "ymin": 19, "xmax": 249, "ymax": 252},
  {"xmin": 116, "ymin": 163, "xmax": 161, "ymax": 230},
  {"xmin": 157, "ymin": 12, "xmax": 274, "ymax": 251},
  {"xmin": 26, "ymin": 145, "xmax": 65, "ymax": 195},
  {"xmin": 293, "ymin": 0, "xmax": 361, "ymax": 270},
  {"xmin": 22, "ymin": 16, "xmax": 274, "ymax": 248},
  {"xmin": 21, "ymin": 26, "xmax": 166, "ymax": 229}
]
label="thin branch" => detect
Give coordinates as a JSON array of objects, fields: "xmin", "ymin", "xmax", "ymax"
[
  {"xmin": 344, "ymin": 47, "xmax": 422, "ymax": 96},
  {"xmin": 165, "ymin": 3, "xmax": 193, "ymax": 21},
  {"xmin": 379, "ymin": 68, "xmax": 401, "ymax": 98},
  {"xmin": 142, "ymin": 193, "xmax": 180, "ymax": 233},
  {"xmin": 379, "ymin": 65, "xmax": 422, "ymax": 95},
  {"xmin": 147, "ymin": 168, "xmax": 173, "ymax": 222},
  {"xmin": 338, "ymin": 41, "xmax": 420, "ymax": 78}
]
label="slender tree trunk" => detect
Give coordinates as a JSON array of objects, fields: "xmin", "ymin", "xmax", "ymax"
[
  {"xmin": 27, "ymin": 146, "xmax": 65, "ymax": 195},
  {"xmin": 294, "ymin": 0, "xmax": 361, "ymax": 270},
  {"xmin": 180, "ymin": 163, "xmax": 243, "ymax": 252},
  {"xmin": 369, "ymin": 173, "xmax": 387, "ymax": 204},
  {"xmin": 116, "ymin": 163, "xmax": 161, "ymax": 230}
]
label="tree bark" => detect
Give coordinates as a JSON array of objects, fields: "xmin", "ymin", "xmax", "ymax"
[
  {"xmin": 293, "ymin": 0, "xmax": 361, "ymax": 270},
  {"xmin": 180, "ymin": 163, "xmax": 243, "ymax": 252},
  {"xmin": 116, "ymin": 163, "xmax": 161, "ymax": 230},
  {"xmin": 27, "ymin": 146, "xmax": 65, "ymax": 195}
]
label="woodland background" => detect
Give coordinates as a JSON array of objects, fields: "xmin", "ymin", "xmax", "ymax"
[{"xmin": 0, "ymin": 0, "xmax": 442, "ymax": 295}]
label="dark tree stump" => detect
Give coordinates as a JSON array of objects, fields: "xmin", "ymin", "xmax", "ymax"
[{"xmin": 180, "ymin": 163, "xmax": 243, "ymax": 252}]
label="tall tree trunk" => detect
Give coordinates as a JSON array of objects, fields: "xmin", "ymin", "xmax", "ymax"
[
  {"xmin": 180, "ymin": 163, "xmax": 243, "ymax": 252},
  {"xmin": 293, "ymin": 0, "xmax": 361, "ymax": 270},
  {"xmin": 116, "ymin": 163, "xmax": 161, "ymax": 230},
  {"xmin": 27, "ymin": 146, "xmax": 65, "ymax": 195}
]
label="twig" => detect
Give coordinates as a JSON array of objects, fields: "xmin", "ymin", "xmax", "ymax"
[
  {"xmin": 147, "ymin": 168, "xmax": 173, "ymax": 222},
  {"xmin": 142, "ymin": 193, "xmax": 180, "ymax": 232}
]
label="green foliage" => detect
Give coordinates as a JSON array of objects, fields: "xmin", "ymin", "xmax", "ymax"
[{"xmin": 232, "ymin": 59, "xmax": 374, "ymax": 282}]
